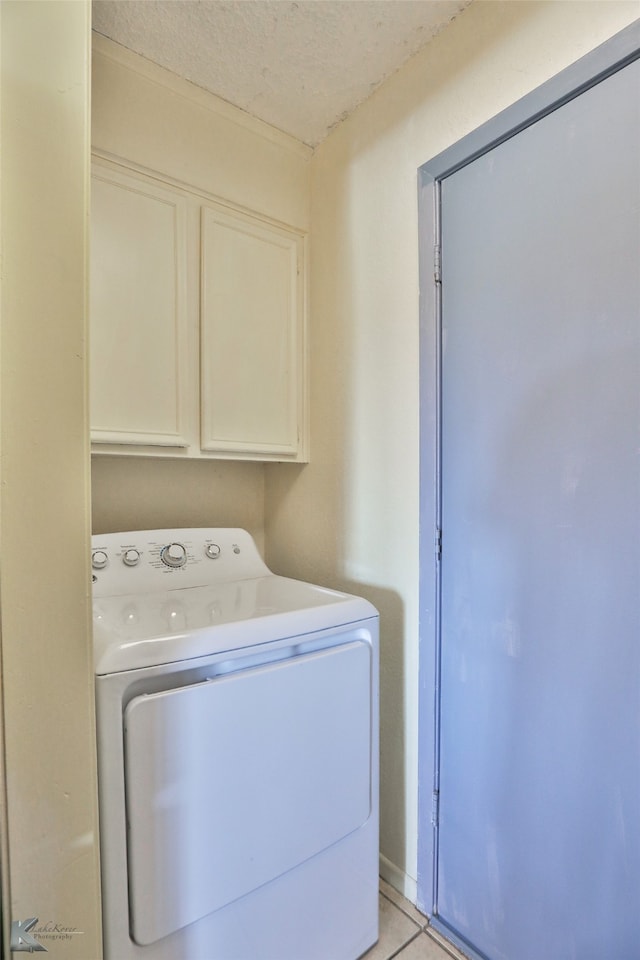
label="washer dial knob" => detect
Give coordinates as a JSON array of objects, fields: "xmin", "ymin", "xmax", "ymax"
[
  {"xmin": 160, "ymin": 542, "xmax": 187, "ymax": 568},
  {"xmin": 205, "ymin": 543, "xmax": 221, "ymax": 560},
  {"xmin": 123, "ymin": 549, "xmax": 141, "ymax": 567},
  {"xmin": 92, "ymin": 550, "xmax": 108, "ymax": 570}
]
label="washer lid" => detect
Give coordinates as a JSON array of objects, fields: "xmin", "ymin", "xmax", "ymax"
[{"xmin": 93, "ymin": 574, "xmax": 377, "ymax": 675}]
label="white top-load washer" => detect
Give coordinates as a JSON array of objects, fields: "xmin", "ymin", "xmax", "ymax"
[{"xmin": 92, "ymin": 528, "xmax": 379, "ymax": 960}]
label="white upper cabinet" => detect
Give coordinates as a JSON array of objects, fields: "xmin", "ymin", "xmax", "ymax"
[{"xmin": 90, "ymin": 157, "xmax": 308, "ymax": 461}]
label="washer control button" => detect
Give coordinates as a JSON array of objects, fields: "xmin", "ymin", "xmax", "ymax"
[
  {"xmin": 205, "ymin": 543, "xmax": 221, "ymax": 560},
  {"xmin": 123, "ymin": 549, "xmax": 141, "ymax": 567},
  {"xmin": 160, "ymin": 542, "xmax": 187, "ymax": 568},
  {"xmin": 92, "ymin": 550, "xmax": 108, "ymax": 570}
]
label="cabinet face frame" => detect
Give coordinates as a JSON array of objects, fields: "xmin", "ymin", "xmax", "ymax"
[
  {"xmin": 89, "ymin": 153, "xmax": 308, "ymax": 462},
  {"xmin": 90, "ymin": 158, "xmax": 192, "ymax": 448}
]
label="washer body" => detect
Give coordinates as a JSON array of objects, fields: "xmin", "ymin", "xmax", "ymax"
[{"xmin": 93, "ymin": 528, "xmax": 379, "ymax": 960}]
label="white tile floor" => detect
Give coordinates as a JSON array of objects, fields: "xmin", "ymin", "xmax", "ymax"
[{"xmin": 362, "ymin": 881, "xmax": 469, "ymax": 960}]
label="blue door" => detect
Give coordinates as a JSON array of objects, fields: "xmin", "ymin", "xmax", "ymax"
[{"xmin": 434, "ymin": 54, "xmax": 640, "ymax": 960}]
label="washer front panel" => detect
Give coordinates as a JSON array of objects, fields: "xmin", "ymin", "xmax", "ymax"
[{"xmin": 124, "ymin": 639, "xmax": 372, "ymax": 946}]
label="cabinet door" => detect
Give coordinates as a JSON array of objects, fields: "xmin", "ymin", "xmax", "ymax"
[
  {"xmin": 90, "ymin": 163, "xmax": 190, "ymax": 446},
  {"xmin": 200, "ymin": 204, "xmax": 306, "ymax": 458}
]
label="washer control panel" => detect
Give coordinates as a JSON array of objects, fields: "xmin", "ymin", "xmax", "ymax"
[{"xmin": 91, "ymin": 528, "xmax": 270, "ymax": 598}]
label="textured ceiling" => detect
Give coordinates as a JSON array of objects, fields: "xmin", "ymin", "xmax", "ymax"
[{"xmin": 92, "ymin": 0, "xmax": 472, "ymax": 146}]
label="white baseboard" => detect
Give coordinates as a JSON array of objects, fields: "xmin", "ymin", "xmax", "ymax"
[{"xmin": 379, "ymin": 854, "xmax": 417, "ymax": 905}]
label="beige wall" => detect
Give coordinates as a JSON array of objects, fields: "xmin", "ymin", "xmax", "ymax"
[
  {"xmin": 90, "ymin": 37, "xmax": 312, "ymax": 544},
  {"xmin": 265, "ymin": 0, "xmax": 640, "ymax": 899},
  {"xmin": 0, "ymin": 2, "xmax": 102, "ymax": 956},
  {"xmin": 92, "ymin": 34, "xmax": 311, "ymax": 228},
  {"xmin": 92, "ymin": 458, "xmax": 265, "ymax": 550}
]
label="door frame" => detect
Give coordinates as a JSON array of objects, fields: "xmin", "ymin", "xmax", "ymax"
[{"xmin": 416, "ymin": 19, "xmax": 640, "ymax": 924}]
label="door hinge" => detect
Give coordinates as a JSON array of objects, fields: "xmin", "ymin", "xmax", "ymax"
[
  {"xmin": 431, "ymin": 790, "xmax": 440, "ymax": 827},
  {"xmin": 435, "ymin": 527, "xmax": 442, "ymax": 562},
  {"xmin": 434, "ymin": 244, "xmax": 442, "ymax": 284}
]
